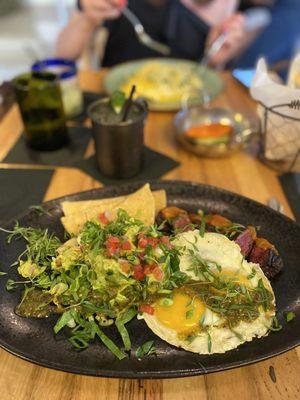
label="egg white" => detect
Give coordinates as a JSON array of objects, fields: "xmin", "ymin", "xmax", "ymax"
[{"xmin": 142, "ymin": 231, "xmax": 275, "ymax": 354}]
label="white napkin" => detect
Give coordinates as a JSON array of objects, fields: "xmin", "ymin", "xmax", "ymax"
[
  {"xmin": 250, "ymin": 58, "xmax": 300, "ymax": 163},
  {"xmin": 288, "ymin": 53, "xmax": 300, "ymax": 88}
]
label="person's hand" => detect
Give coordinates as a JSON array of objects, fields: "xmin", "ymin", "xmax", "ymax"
[
  {"xmin": 244, "ymin": 0, "xmax": 275, "ymax": 5},
  {"xmin": 206, "ymin": 13, "xmax": 246, "ymax": 67},
  {"xmin": 80, "ymin": 0, "xmax": 125, "ymax": 25}
]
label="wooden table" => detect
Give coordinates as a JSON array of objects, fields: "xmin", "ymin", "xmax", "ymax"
[{"xmin": 0, "ymin": 70, "xmax": 299, "ymax": 400}]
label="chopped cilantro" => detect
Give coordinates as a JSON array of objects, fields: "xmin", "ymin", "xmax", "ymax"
[
  {"xmin": 285, "ymin": 311, "xmax": 295, "ymax": 323},
  {"xmin": 186, "ymin": 309, "xmax": 194, "ymax": 319}
]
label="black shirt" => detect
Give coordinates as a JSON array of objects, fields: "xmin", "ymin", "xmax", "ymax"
[{"xmin": 79, "ymin": 0, "xmax": 210, "ymax": 66}]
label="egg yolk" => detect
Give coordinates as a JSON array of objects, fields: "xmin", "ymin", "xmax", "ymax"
[
  {"xmin": 219, "ymin": 271, "xmax": 251, "ymax": 286},
  {"xmin": 219, "ymin": 271, "xmax": 250, "ymax": 286},
  {"xmin": 211, "ymin": 270, "xmax": 251, "ymax": 295},
  {"xmin": 154, "ymin": 291, "xmax": 205, "ymax": 334}
]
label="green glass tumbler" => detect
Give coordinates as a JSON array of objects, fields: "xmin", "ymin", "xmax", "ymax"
[{"xmin": 13, "ymin": 72, "xmax": 69, "ymax": 151}]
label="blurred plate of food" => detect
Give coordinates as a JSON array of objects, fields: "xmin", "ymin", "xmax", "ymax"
[
  {"xmin": 103, "ymin": 58, "xmax": 224, "ymax": 111},
  {"xmin": 174, "ymin": 107, "xmax": 256, "ymax": 157}
]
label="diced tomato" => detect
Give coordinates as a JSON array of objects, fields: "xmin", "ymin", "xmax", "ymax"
[
  {"xmin": 133, "ymin": 265, "xmax": 145, "ymax": 281},
  {"xmin": 137, "ymin": 233, "xmax": 148, "ymax": 249},
  {"xmin": 143, "ymin": 263, "xmax": 155, "ymax": 275},
  {"xmin": 120, "ymin": 260, "xmax": 131, "ymax": 274},
  {"xmin": 121, "ymin": 240, "xmax": 131, "ymax": 251},
  {"xmin": 160, "ymin": 236, "xmax": 169, "ymax": 244},
  {"xmin": 139, "ymin": 304, "xmax": 154, "ymax": 315},
  {"xmin": 160, "ymin": 235, "xmax": 172, "ymax": 248},
  {"xmin": 143, "ymin": 265, "xmax": 151, "ymax": 275},
  {"xmin": 152, "ymin": 266, "xmax": 163, "ymax": 281},
  {"xmin": 143, "ymin": 263, "xmax": 163, "ymax": 280},
  {"xmin": 106, "ymin": 236, "xmax": 120, "ymax": 247},
  {"xmin": 98, "ymin": 212, "xmax": 109, "ymax": 225},
  {"xmin": 147, "ymin": 236, "xmax": 159, "ymax": 247},
  {"xmin": 138, "ymin": 233, "xmax": 159, "ymax": 249},
  {"xmin": 106, "ymin": 235, "xmax": 121, "ymax": 257}
]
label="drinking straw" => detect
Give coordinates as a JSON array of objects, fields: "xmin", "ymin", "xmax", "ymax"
[{"xmin": 122, "ymin": 85, "xmax": 136, "ymax": 122}]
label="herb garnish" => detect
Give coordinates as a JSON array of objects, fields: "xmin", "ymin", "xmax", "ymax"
[
  {"xmin": 215, "ymin": 223, "xmax": 245, "ymax": 238},
  {"xmin": 184, "ymin": 250, "xmax": 274, "ymax": 328},
  {"xmin": 207, "ymin": 332, "xmax": 212, "ymax": 353},
  {"xmin": 136, "ymin": 340, "xmax": 156, "ymax": 359},
  {"xmin": 30, "ymin": 205, "xmax": 51, "ymax": 216},
  {"xmin": 186, "ymin": 309, "xmax": 194, "ymax": 319},
  {"xmin": 269, "ymin": 316, "xmax": 282, "ymax": 332},
  {"xmin": 285, "ymin": 311, "xmax": 295, "ymax": 323},
  {"xmin": 199, "ymin": 216, "xmax": 206, "ymax": 238}
]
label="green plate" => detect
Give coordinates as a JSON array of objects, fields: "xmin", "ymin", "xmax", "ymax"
[{"xmin": 103, "ymin": 58, "xmax": 224, "ymax": 112}]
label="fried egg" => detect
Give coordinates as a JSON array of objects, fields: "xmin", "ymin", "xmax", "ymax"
[{"xmin": 141, "ymin": 231, "xmax": 275, "ymax": 354}]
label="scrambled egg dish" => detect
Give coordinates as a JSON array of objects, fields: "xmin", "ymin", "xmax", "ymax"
[{"xmin": 121, "ymin": 62, "xmax": 203, "ymax": 104}]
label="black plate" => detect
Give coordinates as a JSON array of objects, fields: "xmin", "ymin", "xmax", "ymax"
[{"xmin": 0, "ymin": 181, "xmax": 299, "ymax": 378}]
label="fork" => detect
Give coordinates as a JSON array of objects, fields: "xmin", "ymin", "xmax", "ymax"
[{"xmin": 122, "ymin": 7, "xmax": 171, "ymax": 56}]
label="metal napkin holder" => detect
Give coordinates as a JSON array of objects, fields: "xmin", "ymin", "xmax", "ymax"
[{"xmin": 260, "ymin": 99, "xmax": 300, "ymax": 172}]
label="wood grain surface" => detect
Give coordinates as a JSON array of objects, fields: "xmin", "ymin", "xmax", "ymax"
[{"xmin": 0, "ymin": 70, "xmax": 299, "ymax": 400}]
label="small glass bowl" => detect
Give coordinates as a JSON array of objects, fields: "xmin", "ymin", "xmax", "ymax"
[{"xmin": 174, "ymin": 107, "xmax": 256, "ymax": 158}]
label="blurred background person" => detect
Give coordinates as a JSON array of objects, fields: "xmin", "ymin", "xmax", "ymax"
[
  {"xmin": 235, "ymin": 0, "xmax": 300, "ymax": 70},
  {"xmin": 56, "ymin": 0, "xmax": 251, "ymax": 68}
]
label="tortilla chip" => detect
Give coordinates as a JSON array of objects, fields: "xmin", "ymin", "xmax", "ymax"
[
  {"xmin": 61, "ymin": 196, "xmax": 124, "ymax": 217},
  {"xmin": 110, "ymin": 183, "xmax": 155, "ymax": 226},
  {"xmin": 61, "ymin": 184, "xmax": 157, "ymax": 235},
  {"xmin": 61, "ymin": 207, "xmax": 109, "ymax": 235},
  {"xmin": 61, "ymin": 190, "xmax": 166, "ymax": 217},
  {"xmin": 152, "ymin": 190, "xmax": 167, "ymax": 214}
]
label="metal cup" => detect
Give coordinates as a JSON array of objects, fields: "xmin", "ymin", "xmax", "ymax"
[{"xmin": 88, "ymin": 98, "xmax": 148, "ymax": 179}]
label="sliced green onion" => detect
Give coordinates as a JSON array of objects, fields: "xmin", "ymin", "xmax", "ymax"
[
  {"xmin": 207, "ymin": 332, "xmax": 212, "ymax": 353},
  {"xmin": 199, "ymin": 313, "xmax": 206, "ymax": 327},
  {"xmin": 115, "ymin": 308, "xmax": 137, "ymax": 351},
  {"xmin": 94, "ymin": 324, "xmax": 127, "ymax": 360},
  {"xmin": 159, "ymin": 298, "xmax": 173, "ymax": 307},
  {"xmin": 54, "ymin": 310, "xmax": 77, "ymax": 334},
  {"xmin": 69, "ymin": 336, "xmax": 89, "ymax": 349},
  {"xmin": 136, "ymin": 340, "xmax": 155, "ymax": 359},
  {"xmin": 199, "ymin": 217, "xmax": 206, "ymax": 238},
  {"xmin": 268, "ymin": 316, "xmax": 282, "ymax": 332}
]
